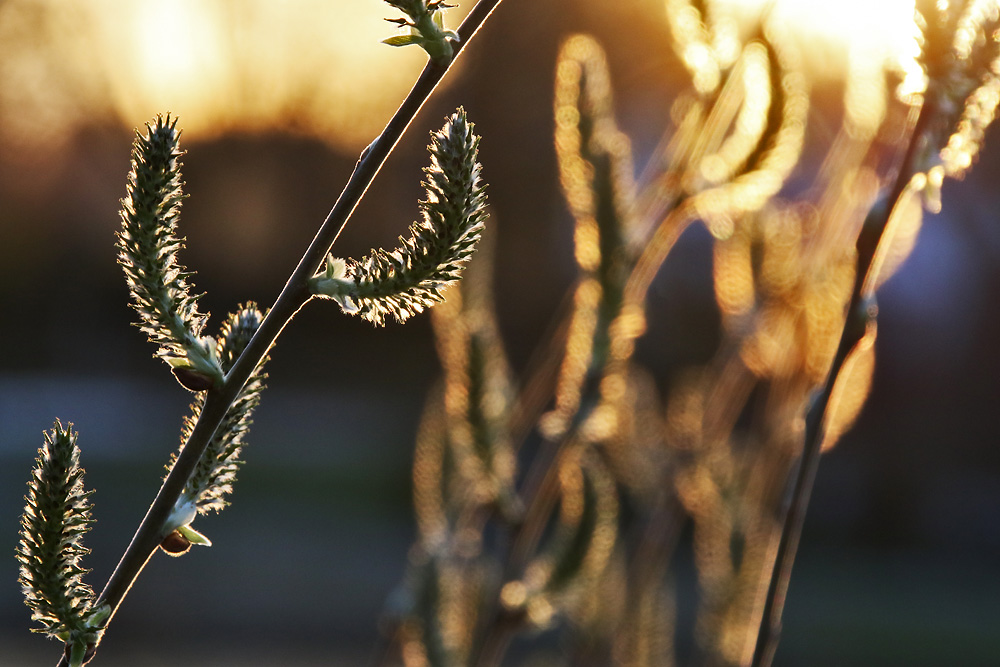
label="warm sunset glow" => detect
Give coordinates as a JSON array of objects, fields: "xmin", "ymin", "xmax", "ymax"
[
  {"xmin": 712, "ymin": 0, "xmax": 924, "ymax": 136},
  {"xmin": 717, "ymin": 0, "xmax": 918, "ymax": 71},
  {"xmin": 0, "ymin": 0, "xmax": 927, "ymax": 154},
  {"xmin": 0, "ymin": 0, "xmax": 470, "ymax": 151}
]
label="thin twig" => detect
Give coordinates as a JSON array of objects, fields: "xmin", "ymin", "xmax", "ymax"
[
  {"xmin": 749, "ymin": 98, "xmax": 934, "ymax": 667},
  {"xmin": 56, "ymin": 3, "xmax": 506, "ymax": 664},
  {"xmin": 470, "ymin": 182, "xmax": 698, "ymax": 667},
  {"xmin": 469, "ymin": 431, "xmax": 572, "ymax": 667}
]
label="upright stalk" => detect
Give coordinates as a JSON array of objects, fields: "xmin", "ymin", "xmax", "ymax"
[
  {"xmin": 55, "ymin": 2, "xmax": 505, "ymax": 664},
  {"xmin": 749, "ymin": 98, "xmax": 934, "ymax": 667}
]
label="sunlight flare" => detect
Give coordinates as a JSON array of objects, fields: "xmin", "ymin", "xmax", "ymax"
[{"xmin": 716, "ymin": 0, "xmax": 922, "ymax": 86}]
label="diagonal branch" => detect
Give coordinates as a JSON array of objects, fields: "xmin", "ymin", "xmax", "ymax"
[
  {"xmin": 55, "ymin": 2, "xmax": 506, "ymax": 664},
  {"xmin": 749, "ymin": 90, "xmax": 936, "ymax": 667}
]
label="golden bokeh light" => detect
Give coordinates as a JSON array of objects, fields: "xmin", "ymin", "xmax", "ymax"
[
  {"xmin": 715, "ymin": 0, "xmax": 924, "ymax": 129},
  {"xmin": 0, "ymin": 0, "xmax": 470, "ymax": 152},
  {"xmin": 717, "ymin": 0, "xmax": 918, "ymax": 72},
  {"xmin": 0, "ymin": 0, "xmax": 926, "ymax": 156}
]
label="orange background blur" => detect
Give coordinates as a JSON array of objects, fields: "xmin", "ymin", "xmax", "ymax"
[{"xmin": 2, "ymin": 1, "xmax": 999, "ymax": 664}]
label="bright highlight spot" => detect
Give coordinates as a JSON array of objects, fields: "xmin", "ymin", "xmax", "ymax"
[
  {"xmin": 712, "ymin": 0, "xmax": 923, "ymax": 137},
  {"xmin": 717, "ymin": 0, "xmax": 916, "ymax": 61}
]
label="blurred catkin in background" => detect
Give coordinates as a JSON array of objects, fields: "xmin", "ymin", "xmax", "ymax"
[{"xmin": 3, "ymin": 1, "xmax": 1000, "ymax": 665}]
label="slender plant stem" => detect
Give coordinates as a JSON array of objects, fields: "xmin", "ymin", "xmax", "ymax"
[
  {"xmin": 749, "ymin": 99, "xmax": 934, "ymax": 667},
  {"xmin": 469, "ymin": 433, "xmax": 569, "ymax": 667},
  {"xmin": 56, "ymin": 3, "xmax": 505, "ymax": 664},
  {"xmin": 623, "ymin": 198, "xmax": 695, "ymax": 315},
  {"xmin": 471, "ymin": 189, "xmax": 698, "ymax": 666}
]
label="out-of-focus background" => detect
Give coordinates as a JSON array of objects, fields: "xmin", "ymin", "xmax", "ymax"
[{"xmin": 2, "ymin": 0, "xmax": 999, "ymax": 665}]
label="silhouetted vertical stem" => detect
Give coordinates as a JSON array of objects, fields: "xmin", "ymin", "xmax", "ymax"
[
  {"xmin": 469, "ymin": 431, "xmax": 568, "ymax": 667},
  {"xmin": 750, "ymin": 98, "xmax": 935, "ymax": 667},
  {"xmin": 56, "ymin": 2, "xmax": 505, "ymax": 664}
]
